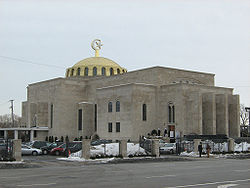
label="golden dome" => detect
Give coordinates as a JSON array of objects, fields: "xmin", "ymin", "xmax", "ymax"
[
  {"xmin": 66, "ymin": 39, "xmax": 127, "ymax": 77},
  {"xmin": 66, "ymin": 57, "xmax": 127, "ymax": 77}
]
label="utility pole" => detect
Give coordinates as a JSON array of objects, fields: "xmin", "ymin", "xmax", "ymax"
[{"xmin": 9, "ymin": 100, "xmax": 14, "ymax": 127}]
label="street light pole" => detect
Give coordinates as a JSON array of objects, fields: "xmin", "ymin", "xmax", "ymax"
[
  {"xmin": 9, "ymin": 100, "xmax": 14, "ymax": 127},
  {"xmin": 245, "ymin": 107, "xmax": 250, "ymax": 137}
]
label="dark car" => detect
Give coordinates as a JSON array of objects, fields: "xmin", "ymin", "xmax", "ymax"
[
  {"xmin": 41, "ymin": 142, "xmax": 63, "ymax": 155},
  {"xmin": 69, "ymin": 142, "xmax": 82, "ymax": 153},
  {"xmin": 0, "ymin": 143, "xmax": 12, "ymax": 160}
]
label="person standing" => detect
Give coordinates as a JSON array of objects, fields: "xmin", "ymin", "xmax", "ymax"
[
  {"xmin": 206, "ymin": 144, "xmax": 211, "ymax": 158},
  {"xmin": 157, "ymin": 128, "xmax": 161, "ymax": 136},
  {"xmin": 164, "ymin": 128, "xmax": 168, "ymax": 137},
  {"xmin": 198, "ymin": 142, "xmax": 202, "ymax": 157}
]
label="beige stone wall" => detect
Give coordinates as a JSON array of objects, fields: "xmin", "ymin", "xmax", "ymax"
[
  {"xmin": 216, "ymin": 94, "xmax": 229, "ymax": 135},
  {"xmin": 34, "ymin": 130, "xmax": 48, "ymax": 141},
  {"xmin": 25, "ymin": 78, "xmax": 88, "ymax": 141},
  {"xmin": 202, "ymin": 93, "xmax": 216, "ymax": 135},
  {"xmin": 228, "ymin": 95, "xmax": 240, "ymax": 137},
  {"xmin": 21, "ymin": 101, "xmax": 28, "ymax": 127},
  {"xmin": 82, "ymin": 66, "xmax": 214, "ymax": 93},
  {"xmin": 131, "ymin": 84, "xmax": 157, "ymax": 141},
  {"xmin": 96, "ymin": 84, "xmax": 134, "ymax": 141},
  {"xmin": 78, "ymin": 102, "xmax": 95, "ymax": 139},
  {"xmin": 37, "ymin": 102, "xmax": 48, "ymax": 127},
  {"xmin": 160, "ymin": 83, "xmax": 235, "ymax": 136}
]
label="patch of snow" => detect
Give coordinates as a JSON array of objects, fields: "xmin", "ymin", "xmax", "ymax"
[
  {"xmin": 234, "ymin": 142, "xmax": 249, "ymax": 152},
  {"xmin": 180, "ymin": 151, "xmax": 199, "ymax": 157},
  {"xmin": 57, "ymin": 157, "xmax": 115, "ymax": 163},
  {"xmin": 0, "ymin": 160, "xmax": 24, "ymax": 164}
]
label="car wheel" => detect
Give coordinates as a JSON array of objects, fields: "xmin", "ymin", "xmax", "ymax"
[
  {"xmin": 171, "ymin": 149, "xmax": 174, "ymax": 154},
  {"xmin": 55, "ymin": 151, "xmax": 60, "ymax": 156},
  {"xmin": 43, "ymin": 150, "xmax": 48, "ymax": 155},
  {"xmin": 32, "ymin": 151, "xmax": 38, "ymax": 156}
]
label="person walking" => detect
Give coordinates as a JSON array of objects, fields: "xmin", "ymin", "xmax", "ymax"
[
  {"xmin": 198, "ymin": 142, "xmax": 202, "ymax": 157},
  {"xmin": 206, "ymin": 144, "xmax": 211, "ymax": 158}
]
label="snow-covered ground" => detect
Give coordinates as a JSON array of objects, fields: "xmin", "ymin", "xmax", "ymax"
[{"xmin": 70, "ymin": 143, "xmax": 146, "ymax": 158}]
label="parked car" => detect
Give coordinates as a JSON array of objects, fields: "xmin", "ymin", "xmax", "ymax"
[
  {"xmin": 0, "ymin": 141, "xmax": 12, "ymax": 152},
  {"xmin": 50, "ymin": 142, "xmax": 77, "ymax": 156},
  {"xmin": 0, "ymin": 139, "xmax": 6, "ymax": 144},
  {"xmin": 91, "ymin": 139, "xmax": 112, "ymax": 146},
  {"xmin": 70, "ymin": 142, "xmax": 82, "ymax": 153},
  {"xmin": 159, "ymin": 139, "xmax": 166, "ymax": 147},
  {"xmin": 0, "ymin": 143, "xmax": 11, "ymax": 153},
  {"xmin": 21, "ymin": 144, "xmax": 42, "ymax": 156},
  {"xmin": 160, "ymin": 143, "xmax": 176, "ymax": 154},
  {"xmin": 26, "ymin": 141, "xmax": 51, "ymax": 149},
  {"xmin": 41, "ymin": 142, "xmax": 63, "ymax": 155}
]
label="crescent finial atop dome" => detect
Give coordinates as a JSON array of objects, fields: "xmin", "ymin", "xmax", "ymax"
[{"xmin": 91, "ymin": 39, "xmax": 103, "ymax": 57}]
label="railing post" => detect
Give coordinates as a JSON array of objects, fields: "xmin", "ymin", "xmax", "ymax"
[
  {"xmin": 228, "ymin": 138, "xmax": 235, "ymax": 153},
  {"xmin": 12, "ymin": 139, "xmax": 22, "ymax": 161},
  {"xmin": 82, "ymin": 139, "xmax": 91, "ymax": 159},
  {"xmin": 119, "ymin": 140, "xmax": 127, "ymax": 158},
  {"xmin": 151, "ymin": 139, "xmax": 159, "ymax": 157}
]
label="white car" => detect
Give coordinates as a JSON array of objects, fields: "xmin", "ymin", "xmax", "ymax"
[
  {"xmin": 160, "ymin": 143, "xmax": 176, "ymax": 154},
  {"xmin": 21, "ymin": 145, "xmax": 42, "ymax": 156}
]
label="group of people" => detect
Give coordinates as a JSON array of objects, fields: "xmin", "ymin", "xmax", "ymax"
[{"xmin": 198, "ymin": 142, "xmax": 211, "ymax": 158}]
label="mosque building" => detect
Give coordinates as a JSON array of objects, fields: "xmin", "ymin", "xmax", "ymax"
[{"xmin": 1, "ymin": 39, "xmax": 240, "ymax": 142}]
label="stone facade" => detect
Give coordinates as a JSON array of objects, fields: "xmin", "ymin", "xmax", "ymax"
[{"xmin": 21, "ymin": 66, "xmax": 240, "ymax": 141}]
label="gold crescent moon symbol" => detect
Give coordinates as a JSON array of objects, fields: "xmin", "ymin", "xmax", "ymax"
[{"xmin": 91, "ymin": 39, "xmax": 103, "ymax": 51}]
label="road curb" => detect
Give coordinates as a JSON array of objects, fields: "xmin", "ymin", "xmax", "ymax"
[{"xmin": 0, "ymin": 161, "xmax": 40, "ymax": 169}]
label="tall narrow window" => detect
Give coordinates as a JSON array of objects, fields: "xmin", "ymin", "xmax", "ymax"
[
  {"xmin": 108, "ymin": 122, "xmax": 112, "ymax": 132},
  {"xmin": 77, "ymin": 68, "xmax": 81, "ymax": 76},
  {"xmin": 142, "ymin": 104, "xmax": 147, "ymax": 121},
  {"xmin": 71, "ymin": 69, "xmax": 74, "ymax": 76},
  {"xmin": 117, "ymin": 69, "xmax": 120, "ymax": 74},
  {"xmin": 110, "ymin": 68, "xmax": 114, "ymax": 75},
  {"xmin": 84, "ymin": 67, "xmax": 88, "ymax": 76},
  {"xmin": 108, "ymin": 102, "xmax": 112, "ymax": 112},
  {"xmin": 94, "ymin": 104, "xmax": 97, "ymax": 132},
  {"xmin": 116, "ymin": 122, "xmax": 120, "ymax": 132},
  {"xmin": 102, "ymin": 67, "xmax": 106, "ymax": 76},
  {"xmin": 168, "ymin": 105, "xmax": 172, "ymax": 123},
  {"xmin": 50, "ymin": 104, "xmax": 53, "ymax": 128},
  {"xmin": 93, "ymin": 67, "xmax": 97, "ymax": 76},
  {"xmin": 78, "ymin": 109, "xmax": 82, "ymax": 130},
  {"xmin": 116, "ymin": 101, "xmax": 120, "ymax": 112},
  {"xmin": 168, "ymin": 103, "xmax": 175, "ymax": 123},
  {"xmin": 172, "ymin": 106, "xmax": 175, "ymax": 123}
]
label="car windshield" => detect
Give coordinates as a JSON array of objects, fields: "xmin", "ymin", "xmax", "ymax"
[
  {"xmin": 59, "ymin": 144, "xmax": 66, "ymax": 148},
  {"xmin": 50, "ymin": 143, "xmax": 58, "ymax": 147},
  {"xmin": 22, "ymin": 145, "xmax": 30, "ymax": 149},
  {"xmin": 165, "ymin": 143, "xmax": 175, "ymax": 147}
]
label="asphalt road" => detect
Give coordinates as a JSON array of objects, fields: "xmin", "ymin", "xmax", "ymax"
[{"xmin": 0, "ymin": 157, "xmax": 249, "ymax": 188}]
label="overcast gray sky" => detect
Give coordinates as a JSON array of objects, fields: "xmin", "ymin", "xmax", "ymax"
[{"xmin": 0, "ymin": 0, "xmax": 249, "ymax": 116}]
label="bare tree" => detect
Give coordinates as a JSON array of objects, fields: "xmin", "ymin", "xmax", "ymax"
[
  {"xmin": 240, "ymin": 104, "xmax": 249, "ymax": 126},
  {"xmin": 0, "ymin": 114, "xmax": 21, "ymax": 128}
]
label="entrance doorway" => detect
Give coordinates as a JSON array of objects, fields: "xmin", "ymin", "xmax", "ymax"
[{"xmin": 168, "ymin": 125, "xmax": 175, "ymax": 143}]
